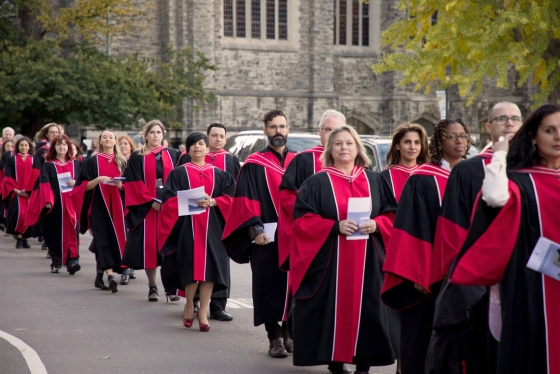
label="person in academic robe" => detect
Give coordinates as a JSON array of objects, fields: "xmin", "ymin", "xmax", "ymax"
[
  {"xmin": 222, "ymin": 109, "xmax": 296, "ymax": 358},
  {"xmin": 117, "ymin": 135, "xmax": 137, "ymax": 285},
  {"xmin": 159, "ymin": 132, "xmax": 235, "ymax": 332},
  {"xmin": 291, "ymin": 125, "xmax": 398, "ymax": 374},
  {"xmin": 177, "ymin": 123, "xmax": 240, "ymax": 320},
  {"xmin": 121, "ymin": 120, "xmax": 180, "ymax": 301},
  {"xmin": 379, "ymin": 122, "xmax": 429, "ymax": 374},
  {"xmin": 426, "ymin": 102, "xmax": 522, "ymax": 374},
  {"xmin": 277, "ymin": 109, "xmax": 345, "ymax": 364},
  {"xmin": 26, "ymin": 123, "xmax": 60, "ymax": 248},
  {"xmin": 381, "ymin": 119, "xmax": 471, "ymax": 374},
  {"xmin": 0, "ymin": 140, "xmax": 15, "ymax": 233},
  {"xmin": 4, "ymin": 137, "xmax": 35, "ymax": 248},
  {"xmin": 448, "ymin": 103, "xmax": 560, "ymax": 374},
  {"xmin": 80, "ymin": 130, "xmax": 127, "ymax": 293},
  {"xmin": 25, "ymin": 134, "xmax": 85, "ymax": 274}
]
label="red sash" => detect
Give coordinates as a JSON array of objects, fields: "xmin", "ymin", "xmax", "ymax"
[
  {"xmin": 14, "ymin": 155, "xmax": 33, "ymax": 233},
  {"xmin": 387, "ymin": 164, "xmax": 419, "ymax": 202},
  {"xmin": 244, "ymin": 151, "xmax": 295, "ymax": 216},
  {"xmin": 206, "ymin": 149, "xmax": 229, "ymax": 172}
]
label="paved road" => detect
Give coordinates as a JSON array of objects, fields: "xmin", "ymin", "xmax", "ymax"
[{"xmin": 0, "ymin": 232, "xmax": 397, "ymax": 374}]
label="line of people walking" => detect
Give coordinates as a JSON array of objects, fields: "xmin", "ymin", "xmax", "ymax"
[{"xmin": 2, "ymin": 102, "xmax": 557, "ymax": 374}]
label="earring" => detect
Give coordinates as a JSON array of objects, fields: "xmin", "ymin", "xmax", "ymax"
[{"xmin": 531, "ymin": 144, "xmax": 536, "ymax": 153}]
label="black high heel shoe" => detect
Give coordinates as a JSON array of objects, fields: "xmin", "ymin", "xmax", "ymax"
[
  {"xmin": 148, "ymin": 285, "xmax": 159, "ymax": 302},
  {"xmin": 165, "ymin": 293, "xmax": 180, "ymax": 302}
]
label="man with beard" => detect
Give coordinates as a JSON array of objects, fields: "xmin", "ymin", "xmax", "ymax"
[
  {"xmin": 426, "ymin": 102, "xmax": 522, "ymax": 374},
  {"xmin": 223, "ymin": 109, "xmax": 296, "ymax": 358}
]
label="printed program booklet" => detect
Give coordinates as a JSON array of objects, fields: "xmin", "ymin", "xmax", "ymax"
[
  {"xmin": 347, "ymin": 197, "xmax": 371, "ymax": 241},
  {"xmin": 526, "ymin": 237, "xmax": 560, "ymax": 281}
]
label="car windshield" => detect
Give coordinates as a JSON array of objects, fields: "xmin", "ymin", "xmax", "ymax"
[{"xmin": 286, "ymin": 137, "xmax": 321, "ymax": 152}]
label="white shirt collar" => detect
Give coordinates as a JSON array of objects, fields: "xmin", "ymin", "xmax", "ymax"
[{"xmin": 440, "ymin": 158, "xmax": 451, "ymax": 171}]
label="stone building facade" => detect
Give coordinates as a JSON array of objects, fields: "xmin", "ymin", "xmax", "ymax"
[{"xmin": 110, "ymin": 0, "xmax": 533, "ymax": 143}]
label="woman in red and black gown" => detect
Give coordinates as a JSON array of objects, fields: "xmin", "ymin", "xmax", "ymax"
[
  {"xmin": 1, "ymin": 140, "xmax": 15, "ymax": 235},
  {"xmin": 80, "ymin": 130, "xmax": 127, "ymax": 293},
  {"xmin": 159, "ymin": 132, "xmax": 235, "ymax": 331},
  {"xmin": 122, "ymin": 120, "xmax": 179, "ymax": 301},
  {"xmin": 379, "ymin": 123, "xmax": 429, "ymax": 373},
  {"xmin": 26, "ymin": 134, "xmax": 85, "ymax": 274},
  {"xmin": 449, "ymin": 103, "xmax": 560, "ymax": 374},
  {"xmin": 117, "ymin": 135, "xmax": 137, "ymax": 285},
  {"xmin": 291, "ymin": 125, "xmax": 398, "ymax": 374},
  {"xmin": 4, "ymin": 137, "xmax": 35, "ymax": 248},
  {"xmin": 382, "ymin": 119, "xmax": 471, "ymax": 374}
]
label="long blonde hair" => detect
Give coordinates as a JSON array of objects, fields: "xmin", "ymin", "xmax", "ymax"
[
  {"xmin": 98, "ymin": 130, "xmax": 127, "ymax": 175},
  {"xmin": 140, "ymin": 120, "xmax": 166, "ymax": 155}
]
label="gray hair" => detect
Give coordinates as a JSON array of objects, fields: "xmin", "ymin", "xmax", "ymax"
[
  {"xmin": 319, "ymin": 110, "xmax": 346, "ymax": 128},
  {"xmin": 2, "ymin": 127, "xmax": 14, "ymax": 136}
]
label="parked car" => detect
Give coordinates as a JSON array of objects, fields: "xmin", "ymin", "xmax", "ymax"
[
  {"xmin": 225, "ymin": 131, "xmax": 321, "ymax": 165},
  {"xmin": 360, "ymin": 136, "xmax": 392, "ymax": 172}
]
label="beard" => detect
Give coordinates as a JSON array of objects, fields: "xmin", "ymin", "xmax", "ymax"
[{"xmin": 269, "ymin": 134, "xmax": 288, "ymax": 147}]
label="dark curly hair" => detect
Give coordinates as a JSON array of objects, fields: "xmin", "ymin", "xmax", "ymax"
[
  {"xmin": 262, "ymin": 109, "xmax": 287, "ymax": 127},
  {"xmin": 507, "ymin": 102, "xmax": 560, "ymax": 170},
  {"xmin": 429, "ymin": 119, "xmax": 472, "ymax": 165}
]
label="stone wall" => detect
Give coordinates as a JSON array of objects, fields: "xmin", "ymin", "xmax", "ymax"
[{"xmin": 108, "ymin": 0, "xmax": 532, "ymax": 141}]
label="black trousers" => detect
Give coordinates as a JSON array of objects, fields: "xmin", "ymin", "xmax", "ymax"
[{"xmin": 209, "ymin": 297, "xmax": 227, "ymax": 313}]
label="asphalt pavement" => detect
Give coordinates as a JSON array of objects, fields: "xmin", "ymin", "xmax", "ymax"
[{"xmin": 0, "ymin": 232, "xmax": 397, "ymax": 374}]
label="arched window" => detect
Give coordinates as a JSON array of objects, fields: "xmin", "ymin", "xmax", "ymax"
[{"xmin": 347, "ymin": 117, "xmax": 375, "ymax": 135}]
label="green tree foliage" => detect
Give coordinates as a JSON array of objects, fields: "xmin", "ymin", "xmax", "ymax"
[
  {"xmin": 371, "ymin": 0, "xmax": 560, "ymax": 105},
  {"xmin": 0, "ymin": 0, "xmax": 216, "ymax": 135}
]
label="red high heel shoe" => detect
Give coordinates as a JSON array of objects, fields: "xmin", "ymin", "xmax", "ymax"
[
  {"xmin": 196, "ymin": 311, "xmax": 210, "ymax": 332},
  {"xmin": 183, "ymin": 316, "xmax": 193, "ymax": 328}
]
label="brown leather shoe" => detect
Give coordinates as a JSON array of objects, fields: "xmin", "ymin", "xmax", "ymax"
[
  {"xmin": 281, "ymin": 326, "xmax": 293, "ymax": 353},
  {"xmin": 268, "ymin": 338, "xmax": 288, "ymax": 358}
]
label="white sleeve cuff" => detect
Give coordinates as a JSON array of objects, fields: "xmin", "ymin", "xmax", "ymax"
[{"xmin": 482, "ymin": 151, "xmax": 509, "ymax": 207}]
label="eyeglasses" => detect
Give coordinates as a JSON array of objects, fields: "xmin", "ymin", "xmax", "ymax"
[
  {"xmin": 490, "ymin": 115, "xmax": 523, "ymax": 125},
  {"xmin": 48, "ymin": 130, "xmax": 59, "ymax": 135},
  {"xmin": 446, "ymin": 133, "xmax": 469, "ymax": 141},
  {"xmin": 267, "ymin": 125, "xmax": 288, "ymax": 131},
  {"xmin": 319, "ymin": 127, "xmax": 333, "ymax": 133}
]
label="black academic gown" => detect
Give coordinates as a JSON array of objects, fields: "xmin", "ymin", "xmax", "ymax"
[
  {"xmin": 177, "ymin": 150, "xmax": 239, "ymax": 300},
  {"xmin": 26, "ymin": 160, "xmax": 85, "ymax": 268},
  {"xmin": 449, "ymin": 169, "xmax": 560, "ymax": 374},
  {"xmin": 426, "ymin": 149, "xmax": 497, "ymax": 374},
  {"xmin": 3, "ymin": 154, "xmax": 33, "ymax": 237},
  {"xmin": 159, "ymin": 163, "xmax": 235, "ymax": 294},
  {"xmin": 122, "ymin": 148, "xmax": 179, "ymax": 269},
  {"xmin": 79, "ymin": 154, "xmax": 127, "ymax": 272},
  {"xmin": 222, "ymin": 146, "xmax": 296, "ymax": 326},
  {"xmin": 25, "ymin": 145, "xmax": 49, "ymax": 238},
  {"xmin": 291, "ymin": 166, "xmax": 397, "ymax": 367},
  {"xmin": 381, "ymin": 163, "xmax": 450, "ymax": 374}
]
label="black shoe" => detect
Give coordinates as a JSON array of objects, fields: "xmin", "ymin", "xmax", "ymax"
[
  {"xmin": 268, "ymin": 339, "xmax": 288, "ymax": 358},
  {"xmin": 129, "ymin": 269, "xmax": 136, "ymax": 279},
  {"xmin": 46, "ymin": 252, "xmax": 51, "ymax": 259},
  {"xmin": 108, "ymin": 275, "xmax": 118, "ymax": 293},
  {"xmin": 94, "ymin": 273, "xmax": 110, "ymax": 290},
  {"xmin": 22, "ymin": 239, "xmax": 30, "ymax": 249},
  {"xmin": 15, "ymin": 238, "xmax": 22, "ymax": 248},
  {"xmin": 148, "ymin": 285, "xmax": 159, "ymax": 301},
  {"xmin": 50, "ymin": 265, "xmax": 60, "ymax": 274},
  {"xmin": 328, "ymin": 362, "xmax": 352, "ymax": 374},
  {"xmin": 165, "ymin": 293, "xmax": 180, "ymax": 302},
  {"xmin": 209, "ymin": 310, "xmax": 233, "ymax": 321},
  {"xmin": 38, "ymin": 235, "xmax": 44, "ymax": 243},
  {"xmin": 120, "ymin": 269, "xmax": 130, "ymax": 285},
  {"xmin": 193, "ymin": 300, "xmax": 200, "ymax": 313},
  {"xmin": 282, "ymin": 324, "xmax": 293, "ymax": 353},
  {"xmin": 68, "ymin": 263, "xmax": 81, "ymax": 275}
]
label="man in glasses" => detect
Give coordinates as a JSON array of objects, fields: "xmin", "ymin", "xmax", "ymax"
[
  {"xmin": 223, "ymin": 109, "xmax": 296, "ymax": 359},
  {"xmin": 427, "ymin": 102, "xmax": 522, "ymax": 374}
]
